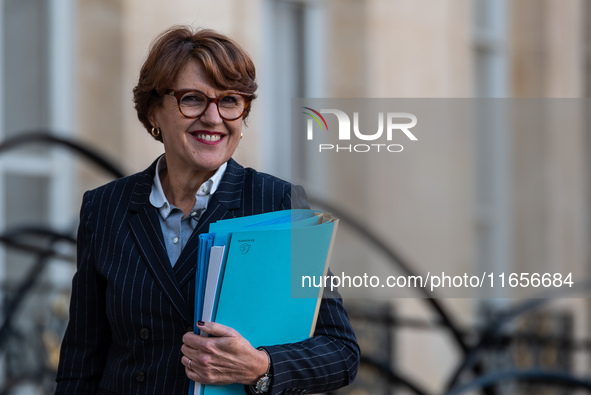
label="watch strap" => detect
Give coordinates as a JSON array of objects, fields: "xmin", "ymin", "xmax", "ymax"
[{"xmin": 252, "ymin": 347, "xmax": 271, "ymax": 394}]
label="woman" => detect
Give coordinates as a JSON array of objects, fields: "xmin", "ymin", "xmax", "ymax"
[{"xmin": 55, "ymin": 26, "xmax": 359, "ymax": 395}]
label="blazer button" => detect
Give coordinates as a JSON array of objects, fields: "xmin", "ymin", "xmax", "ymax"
[
  {"xmin": 135, "ymin": 370, "xmax": 145, "ymax": 382},
  {"xmin": 140, "ymin": 328, "xmax": 150, "ymax": 340}
]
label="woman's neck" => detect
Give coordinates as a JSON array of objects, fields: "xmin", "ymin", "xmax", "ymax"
[{"xmin": 160, "ymin": 165, "xmax": 215, "ymax": 216}]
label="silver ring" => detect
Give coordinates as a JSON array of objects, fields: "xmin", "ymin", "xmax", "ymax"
[{"xmin": 188, "ymin": 359, "xmax": 192, "ymax": 370}]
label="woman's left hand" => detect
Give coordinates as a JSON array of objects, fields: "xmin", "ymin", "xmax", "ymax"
[{"xmin": 181, "ymin": 321, "xmax": 269, "ymax": 385}]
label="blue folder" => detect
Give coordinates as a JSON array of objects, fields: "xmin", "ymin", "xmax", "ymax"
[{"xmin": 189, "ymin": 233, "xmax": 215, "ymax": 395}]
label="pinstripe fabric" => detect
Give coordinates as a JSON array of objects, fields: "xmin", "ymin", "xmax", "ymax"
[{"xmin": 55, "ymin": 158, "xmax": 359, "ymax": 395}]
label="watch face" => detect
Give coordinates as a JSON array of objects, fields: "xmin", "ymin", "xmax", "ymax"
[{"xmin": 256, "ymin": 375, "xmax": 270, "ymax": 393}]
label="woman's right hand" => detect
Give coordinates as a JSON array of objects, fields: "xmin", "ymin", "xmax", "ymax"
[{"xmin": 181, "ymin": 321, "xmax": 269, "ymax": 386}]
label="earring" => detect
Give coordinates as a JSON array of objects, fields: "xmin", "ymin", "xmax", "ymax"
[
  {"xmin": 151, "ymin": 127, "xmax": 161, "ymax": 138},
  {"xmin": 240, "ymin": 133, "xmax": 244, "ymax": 139}
]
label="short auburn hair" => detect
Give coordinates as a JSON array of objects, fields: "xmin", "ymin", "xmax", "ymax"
[{"xmin": 133, "ymin": 26, "xmax": 258, "ymax": 142}]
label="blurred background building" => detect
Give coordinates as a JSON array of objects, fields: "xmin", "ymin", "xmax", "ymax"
[{"xmin": 0, "ymin": 0, "xmax": 590, "ymax": 394}]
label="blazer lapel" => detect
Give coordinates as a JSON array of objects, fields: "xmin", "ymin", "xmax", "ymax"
[
  {"xmin": 173, "ymin": 159, "xmax": 246, "ymax": 288},
  {"xmin": 127, "ymin": 161, "xmax": 192, "ymax": 323}
]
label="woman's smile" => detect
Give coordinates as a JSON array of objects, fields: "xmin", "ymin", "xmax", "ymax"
[{"xmin": 190, "ymin": 130, "xmax": 225, "ymax": 144}]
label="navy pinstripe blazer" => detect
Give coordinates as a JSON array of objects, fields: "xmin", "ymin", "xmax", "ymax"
[{"xmin": 55, "ymin": 158, "xmax": 359, "ymax": 395}]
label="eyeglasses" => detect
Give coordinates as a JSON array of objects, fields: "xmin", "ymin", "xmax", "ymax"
[{"xmin": 166, "ymin": 89, "xmax": 254, "ymax": 121}]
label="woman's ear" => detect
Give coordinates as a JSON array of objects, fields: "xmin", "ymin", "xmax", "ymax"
[{"xmin": 148, "ymin": 110, "xmax": 157, "ymax": 129}]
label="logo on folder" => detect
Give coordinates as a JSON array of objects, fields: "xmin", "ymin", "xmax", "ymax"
[{"xmin": 240, "ymin": 243, "xmax": 251, "ymax": 255}]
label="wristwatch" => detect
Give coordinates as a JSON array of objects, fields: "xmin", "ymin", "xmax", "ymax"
[{"xmin": 252, "ymin": 348, "xmax": 271, "ymax": 394}]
